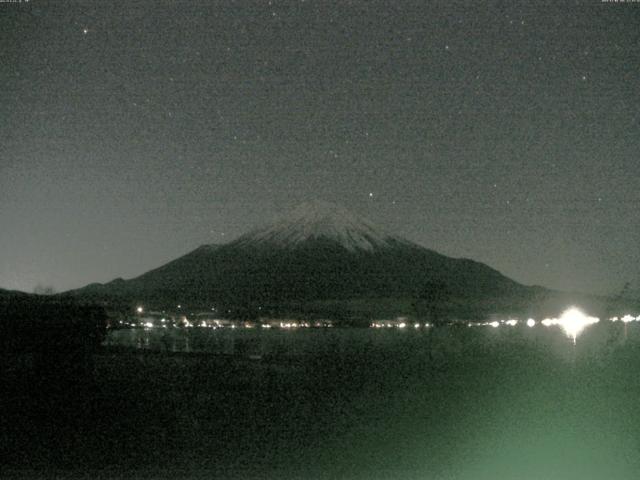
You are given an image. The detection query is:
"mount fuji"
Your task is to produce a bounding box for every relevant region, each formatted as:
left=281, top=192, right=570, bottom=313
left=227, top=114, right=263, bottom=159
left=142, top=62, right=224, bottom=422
left=232, top=201, right=406, bottom=252
left=66, top=201, right=562, bottom=320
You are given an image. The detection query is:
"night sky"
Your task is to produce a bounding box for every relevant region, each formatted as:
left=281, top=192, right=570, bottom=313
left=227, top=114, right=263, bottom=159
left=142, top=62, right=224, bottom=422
left=1, top=0, right=639, bottom=296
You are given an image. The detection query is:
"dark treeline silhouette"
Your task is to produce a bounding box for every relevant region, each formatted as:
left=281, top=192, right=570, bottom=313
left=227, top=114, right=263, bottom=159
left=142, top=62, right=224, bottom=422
left=0, top=297, right=107, bottom=385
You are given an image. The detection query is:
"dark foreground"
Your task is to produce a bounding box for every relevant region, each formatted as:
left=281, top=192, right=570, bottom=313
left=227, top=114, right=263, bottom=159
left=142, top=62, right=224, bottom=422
left=3, top=324, right=640, bottom=479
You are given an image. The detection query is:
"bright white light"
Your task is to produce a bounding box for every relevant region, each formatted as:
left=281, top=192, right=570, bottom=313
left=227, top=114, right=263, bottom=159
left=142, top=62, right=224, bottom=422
left=414, top=323, right=420, bottom=329
left=557, top=307, right=599, bottom=344
left=144, top=322, right=153, bottom=328
left=136, top=306, right=143, bottom=314
left=527, top=318, right=536, bottom=328
left=489, top=321, right=499, bottom=328
left=505, top=319, right=518, bottom=326
left=621, top=315, right=635, bottom=323
left=398, top=322, right=406, bottom=329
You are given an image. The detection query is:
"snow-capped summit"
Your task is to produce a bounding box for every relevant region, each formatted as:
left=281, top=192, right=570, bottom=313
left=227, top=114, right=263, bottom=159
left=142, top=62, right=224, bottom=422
left=67, top=199, right=536, bottom=317
left=232, top=200, right=402, bottom=252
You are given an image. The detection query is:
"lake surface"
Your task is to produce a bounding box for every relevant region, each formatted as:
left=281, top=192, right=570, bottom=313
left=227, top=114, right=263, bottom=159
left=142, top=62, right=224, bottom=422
left=6, top=320, right=640, bottom=479
left=99, top=321, right=640, bottom=479
left=104, top=319, right=638, bottom=363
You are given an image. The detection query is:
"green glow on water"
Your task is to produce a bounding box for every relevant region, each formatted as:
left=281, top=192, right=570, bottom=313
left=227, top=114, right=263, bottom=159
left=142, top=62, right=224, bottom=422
left=87, top=322, right=640, bottom=478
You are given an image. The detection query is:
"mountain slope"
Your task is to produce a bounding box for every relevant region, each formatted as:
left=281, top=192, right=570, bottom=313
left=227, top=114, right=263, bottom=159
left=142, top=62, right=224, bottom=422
left=0, top=288, right=32, bottom=301
left=65, top=201, right=548, bottom=318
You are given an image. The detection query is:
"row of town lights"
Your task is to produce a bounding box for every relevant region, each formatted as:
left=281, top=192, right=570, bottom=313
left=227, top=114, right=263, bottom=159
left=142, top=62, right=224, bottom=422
left=371, top=308, right=639, bottom=344
left=133, top=305, right=639, bottom=343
